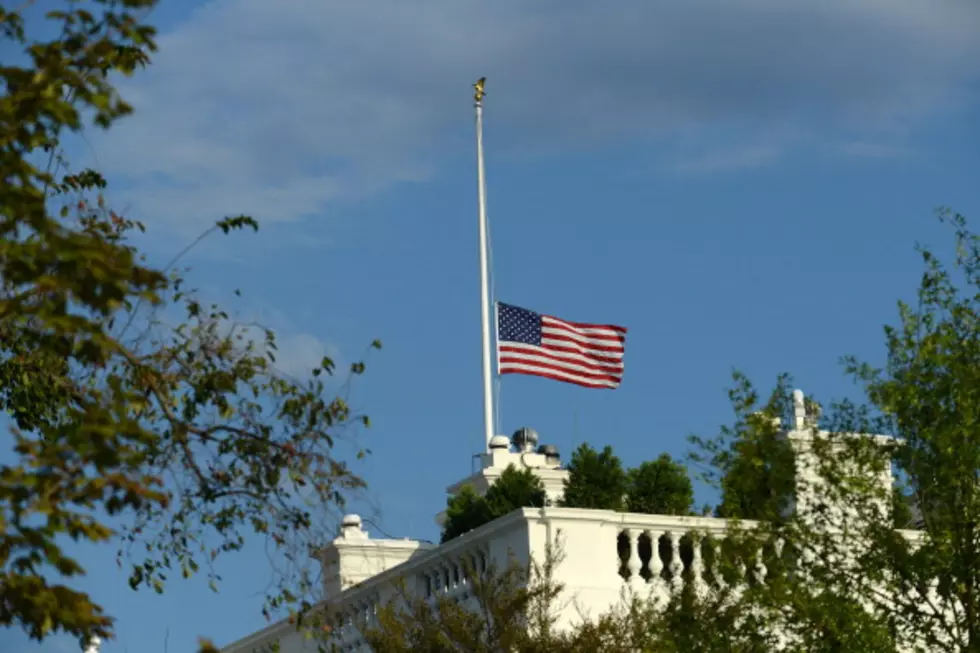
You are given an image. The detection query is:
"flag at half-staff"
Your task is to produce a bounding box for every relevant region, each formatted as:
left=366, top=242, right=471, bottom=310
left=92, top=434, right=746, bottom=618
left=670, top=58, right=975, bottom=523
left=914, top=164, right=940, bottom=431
left=496, top=302, right=627, bottom=389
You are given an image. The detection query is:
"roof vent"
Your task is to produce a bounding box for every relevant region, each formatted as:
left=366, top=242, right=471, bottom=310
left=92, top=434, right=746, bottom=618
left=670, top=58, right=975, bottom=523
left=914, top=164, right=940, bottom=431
left=339, top=514, right=365, bottom=538
left=512, top=427, right=539, bottom=453
left=538, top=444, right=560, bottom=465
left=489, top=434, right=510, bottom=450
left=537, top=444, right=559, bottom=457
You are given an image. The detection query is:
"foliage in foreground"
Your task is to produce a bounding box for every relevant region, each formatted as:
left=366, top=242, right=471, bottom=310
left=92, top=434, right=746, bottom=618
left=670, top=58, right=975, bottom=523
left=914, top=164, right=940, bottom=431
left=348, top=543, right=885, bottom=653
left=685, top=211, right=980, bottom=651
left=360, top=549, right=567, bottom=653
left=1, top=1, right=376, bottom=648
left=794, top=211, right=980, bottom=650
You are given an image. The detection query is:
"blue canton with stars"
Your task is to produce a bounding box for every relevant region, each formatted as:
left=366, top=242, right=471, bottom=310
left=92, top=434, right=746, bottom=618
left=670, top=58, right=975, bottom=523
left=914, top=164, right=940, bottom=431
left=497, top=302, right=542, bottom=345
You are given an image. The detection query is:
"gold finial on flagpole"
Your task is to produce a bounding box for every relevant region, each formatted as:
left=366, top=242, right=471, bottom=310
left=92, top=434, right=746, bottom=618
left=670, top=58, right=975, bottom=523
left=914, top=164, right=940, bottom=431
left=473, top=76, right=486, bottom=104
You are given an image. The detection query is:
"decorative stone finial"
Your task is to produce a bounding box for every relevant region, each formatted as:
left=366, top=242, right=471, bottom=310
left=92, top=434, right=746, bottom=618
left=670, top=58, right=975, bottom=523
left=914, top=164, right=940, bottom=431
left=793, top=389, right=806, bottom=430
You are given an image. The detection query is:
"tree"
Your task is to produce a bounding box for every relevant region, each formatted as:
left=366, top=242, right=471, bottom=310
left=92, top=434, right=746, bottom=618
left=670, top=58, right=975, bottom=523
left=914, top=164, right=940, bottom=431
left=689, top=373, right=797, bottom=522
left=569, top=588, right=784, bottom=653
left=681, top=211, right=980, bottom=651
left=441, top=466, right=546, bottom=542
left=561, top=443, right=694, bottom=516
left=625, top=453, right=694, bottom=516
left=559, top=443, right=627, bottom=511
left=0, top=2, right=377, bottom=648
left=441, top=485, right=492, bottom=543
left=797, top=210, right=980, bottom=650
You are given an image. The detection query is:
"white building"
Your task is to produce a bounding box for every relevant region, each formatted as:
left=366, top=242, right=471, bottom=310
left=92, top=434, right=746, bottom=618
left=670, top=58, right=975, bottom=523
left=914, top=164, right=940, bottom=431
left=222, top=391, right=912, bottom=652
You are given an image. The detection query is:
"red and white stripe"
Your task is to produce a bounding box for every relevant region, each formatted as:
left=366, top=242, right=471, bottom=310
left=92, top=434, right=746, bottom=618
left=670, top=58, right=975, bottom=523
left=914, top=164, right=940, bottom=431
left=498, top=314, right=627, bottom=389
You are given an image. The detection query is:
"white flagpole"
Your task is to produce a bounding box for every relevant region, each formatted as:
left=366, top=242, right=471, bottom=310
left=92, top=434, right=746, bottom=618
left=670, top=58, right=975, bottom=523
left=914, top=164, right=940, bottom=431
left=474, top=77, right=494, bottom=452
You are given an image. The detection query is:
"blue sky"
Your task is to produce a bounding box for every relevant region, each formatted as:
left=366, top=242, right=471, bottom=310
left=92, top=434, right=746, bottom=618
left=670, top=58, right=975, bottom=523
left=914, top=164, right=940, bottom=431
left=5, top=0, right=980, bottom=651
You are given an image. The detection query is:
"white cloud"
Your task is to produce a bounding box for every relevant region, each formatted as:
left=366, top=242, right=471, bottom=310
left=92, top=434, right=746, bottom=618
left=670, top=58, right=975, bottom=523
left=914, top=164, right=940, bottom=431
left=92, top=0, right=980, bottom=227
left=168, top=292, right=341, bottom=381
left=217, top=320, right=339, bottom=381
left=269, top=331, right=338, bottom=380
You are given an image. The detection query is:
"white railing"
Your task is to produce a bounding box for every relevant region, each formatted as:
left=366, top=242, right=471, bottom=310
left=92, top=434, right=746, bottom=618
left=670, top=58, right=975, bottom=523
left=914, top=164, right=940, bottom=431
left=225, top=507, right=936, bottom=653
left=615, top=513, right=769, bottom=604
left=521, top=508, right=775, bottom=624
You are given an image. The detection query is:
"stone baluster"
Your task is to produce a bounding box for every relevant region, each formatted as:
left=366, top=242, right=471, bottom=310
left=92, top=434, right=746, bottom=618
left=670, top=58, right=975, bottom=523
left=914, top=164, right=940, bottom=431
left=753, top=548, right=767, bottom=583
left=638, top=530, right=662, bottom=604
left=456, top=562, right=467, bottom=597
left=449, top=562, right=460, bottom=596
left=668, top=531, right=684, bottom=594
left=711, top=556, right=726, bottom=591
left=709, top=537, right=727, bottom=592
left=626, top=529, right=644, bottom=589
left=728, top=555, right=748, bottom=606
left=430, top=569, right=442, bottom=599
left=689, top=533, right=708, bottom=599
left=735, top=556, right=747, bottom=580
left=647, top=530, right=663, bottom=581
left=424, top=569, right=433, bottom=596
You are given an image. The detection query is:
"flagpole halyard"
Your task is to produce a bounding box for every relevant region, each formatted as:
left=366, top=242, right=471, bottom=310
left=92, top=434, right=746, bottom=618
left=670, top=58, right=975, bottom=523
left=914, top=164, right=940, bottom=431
left=474, top=77, right=495, bottom=452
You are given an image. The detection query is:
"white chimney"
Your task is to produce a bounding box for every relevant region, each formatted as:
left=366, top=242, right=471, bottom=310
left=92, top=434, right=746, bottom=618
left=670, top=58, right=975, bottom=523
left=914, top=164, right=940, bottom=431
left=317, top=514, right=434, bottom=598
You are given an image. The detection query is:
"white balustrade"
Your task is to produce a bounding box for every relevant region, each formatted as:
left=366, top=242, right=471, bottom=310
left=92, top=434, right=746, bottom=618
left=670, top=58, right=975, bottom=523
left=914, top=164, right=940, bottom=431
left=614, top=513, right=781, bottom=606
left=223, top=508, right=944, bottom=653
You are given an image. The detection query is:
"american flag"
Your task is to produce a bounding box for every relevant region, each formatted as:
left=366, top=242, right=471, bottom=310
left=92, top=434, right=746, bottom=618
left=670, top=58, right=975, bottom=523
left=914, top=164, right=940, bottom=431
left=496, top=302, right=627, bottom=389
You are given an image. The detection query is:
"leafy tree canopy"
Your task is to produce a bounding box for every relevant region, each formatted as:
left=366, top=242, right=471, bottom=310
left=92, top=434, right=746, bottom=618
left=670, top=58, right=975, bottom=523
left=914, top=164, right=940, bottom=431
left=689, top=373, right=798, bottom=521
left=558, top=443, right=627, bottom=511
left=560, top=443, right=696, bottom=517
left=625, top=453, right=694, bottom=516
left=681, top=211, right=980, bottom=651
left=441, top=466, right=546, bottom=542
left=0, top=1, right=377, bottom=648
